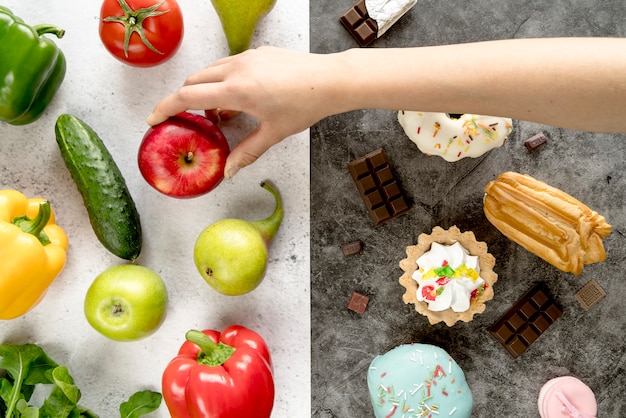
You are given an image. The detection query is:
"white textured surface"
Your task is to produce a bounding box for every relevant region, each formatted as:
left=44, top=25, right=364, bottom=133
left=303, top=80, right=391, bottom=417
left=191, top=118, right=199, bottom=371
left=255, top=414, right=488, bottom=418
left=0, top=1, right=310, bottom=416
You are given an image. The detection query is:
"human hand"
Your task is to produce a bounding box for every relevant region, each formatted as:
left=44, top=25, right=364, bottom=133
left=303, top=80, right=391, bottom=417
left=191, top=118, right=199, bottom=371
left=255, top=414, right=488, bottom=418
left=147, top=46, right=345, bottom=178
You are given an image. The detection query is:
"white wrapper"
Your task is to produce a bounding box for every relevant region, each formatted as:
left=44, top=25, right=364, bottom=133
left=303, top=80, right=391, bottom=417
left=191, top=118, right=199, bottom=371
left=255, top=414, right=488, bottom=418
left=365, top=0, right=417, bottom=36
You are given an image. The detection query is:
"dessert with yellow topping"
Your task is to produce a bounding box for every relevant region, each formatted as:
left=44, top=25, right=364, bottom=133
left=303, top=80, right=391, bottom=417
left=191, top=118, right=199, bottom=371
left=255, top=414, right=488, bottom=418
left=399, top=226, right=497, bottom=326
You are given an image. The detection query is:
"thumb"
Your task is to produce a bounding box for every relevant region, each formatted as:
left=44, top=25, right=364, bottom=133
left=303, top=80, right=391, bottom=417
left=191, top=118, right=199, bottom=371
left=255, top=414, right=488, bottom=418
left=224, top=125, right=283, bottom=179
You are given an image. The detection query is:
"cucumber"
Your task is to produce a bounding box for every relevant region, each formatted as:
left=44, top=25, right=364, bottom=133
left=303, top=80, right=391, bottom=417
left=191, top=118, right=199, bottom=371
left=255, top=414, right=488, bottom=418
left=55, top=114, right=142, bottom=260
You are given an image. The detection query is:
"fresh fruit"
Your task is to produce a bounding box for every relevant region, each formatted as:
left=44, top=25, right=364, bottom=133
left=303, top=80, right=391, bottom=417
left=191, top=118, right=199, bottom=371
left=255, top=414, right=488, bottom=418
left=210, top=0, right=277, bottom=55
left=138, top=111, right=230, bottom=198
left=99, top=0, right=184, bottom=67
left=84, top=264, right=168, bottom=341
left=55, top=114, right=142, bottom=261
left=193, top=181, right=283, bottom=296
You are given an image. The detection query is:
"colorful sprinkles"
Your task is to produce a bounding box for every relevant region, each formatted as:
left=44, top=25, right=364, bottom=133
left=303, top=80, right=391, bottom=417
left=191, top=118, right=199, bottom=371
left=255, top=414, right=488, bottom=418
left=371, top=346, right=465, bottom=417
left=399, top=111, right=513, bottom=162
left=426, top=118, right=506, bottom=157
left=417, top=257, right=485, bottom=306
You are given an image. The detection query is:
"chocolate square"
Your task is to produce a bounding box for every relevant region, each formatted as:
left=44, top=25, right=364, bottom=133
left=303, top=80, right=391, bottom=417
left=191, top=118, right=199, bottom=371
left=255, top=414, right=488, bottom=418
left=376, top=166, right=394, bottom=185
left=575, top=279, right=606, bottom=311
left=347, top=291, right=370, bottom=314
left=524, top=132, right=548, bottom=152
left=364, top=189, right=384, bottom=209
left=492, top=323, right=513, bottom=343
left=382, top=182, right=401, bottom=200
left=340, top=240, right=363, bottom=257
left=357, top=174, right=377, bottom=194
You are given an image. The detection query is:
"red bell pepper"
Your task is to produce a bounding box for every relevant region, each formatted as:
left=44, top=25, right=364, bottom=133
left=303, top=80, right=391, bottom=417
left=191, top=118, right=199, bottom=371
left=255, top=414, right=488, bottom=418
left=162, top=325, right=275, bottom=418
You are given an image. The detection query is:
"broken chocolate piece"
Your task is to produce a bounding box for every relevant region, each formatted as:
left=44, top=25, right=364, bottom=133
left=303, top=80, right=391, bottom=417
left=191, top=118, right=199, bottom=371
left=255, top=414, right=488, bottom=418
left=488, top=283, right=562, bottom=358
left=341, top=240, right=363, bottom=256
left=340, top=0, right=417, bottom=47
left=348, top=291, right=369, bottom=314
left=339, top=0, right=378, bottom=46
left=347, top=148, right=410, bottom=226
left=524, top=132, right=548, bottom=151
left=575, top=279, right=606, bottom=311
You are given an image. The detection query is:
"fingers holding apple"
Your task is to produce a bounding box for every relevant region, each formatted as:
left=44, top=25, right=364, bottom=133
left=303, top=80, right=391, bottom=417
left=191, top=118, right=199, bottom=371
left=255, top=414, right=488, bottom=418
left=138, top=111, right=230, bottom=198
left=204, top=108, right=240, bottom=124
left=84, top=264, right=168, bottom=341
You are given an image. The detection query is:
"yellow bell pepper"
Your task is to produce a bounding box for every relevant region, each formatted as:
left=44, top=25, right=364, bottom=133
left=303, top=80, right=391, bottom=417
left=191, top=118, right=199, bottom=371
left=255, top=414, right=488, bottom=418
left=0, top=190, right=68, bottom=319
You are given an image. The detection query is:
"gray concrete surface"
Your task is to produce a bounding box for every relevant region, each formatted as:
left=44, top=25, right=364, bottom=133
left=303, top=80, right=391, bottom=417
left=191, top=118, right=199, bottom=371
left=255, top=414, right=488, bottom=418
left=310, top=1, right=626, bottom=416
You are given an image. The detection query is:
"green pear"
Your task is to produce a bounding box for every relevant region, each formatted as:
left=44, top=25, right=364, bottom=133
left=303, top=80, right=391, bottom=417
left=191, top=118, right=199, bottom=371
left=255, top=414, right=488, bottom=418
left=210, top=0, right=277, bottom=55
left=193, top=181, right=283, bottom=295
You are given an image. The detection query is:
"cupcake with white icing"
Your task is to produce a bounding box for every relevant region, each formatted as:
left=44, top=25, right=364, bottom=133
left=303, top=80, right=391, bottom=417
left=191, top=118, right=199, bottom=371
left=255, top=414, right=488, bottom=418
left=399, top=226, right=497, bottom=326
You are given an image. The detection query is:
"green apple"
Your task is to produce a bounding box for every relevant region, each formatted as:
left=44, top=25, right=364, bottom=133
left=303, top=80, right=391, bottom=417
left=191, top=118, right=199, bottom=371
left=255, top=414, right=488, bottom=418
left=84, top=264, right=168, bottom=341
left=194, top=181, right=283, bottom=296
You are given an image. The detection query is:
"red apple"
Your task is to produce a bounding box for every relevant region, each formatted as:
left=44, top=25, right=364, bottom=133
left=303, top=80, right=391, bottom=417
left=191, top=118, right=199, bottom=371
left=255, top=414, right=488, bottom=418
left=138, top=112, right=230, bottom=198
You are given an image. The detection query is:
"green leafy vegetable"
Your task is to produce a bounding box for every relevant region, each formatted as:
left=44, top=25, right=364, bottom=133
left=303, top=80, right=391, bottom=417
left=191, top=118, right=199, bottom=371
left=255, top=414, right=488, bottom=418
left=120, top=390, right=162, bottom=418
left=0, top=343, right=161, bottom=417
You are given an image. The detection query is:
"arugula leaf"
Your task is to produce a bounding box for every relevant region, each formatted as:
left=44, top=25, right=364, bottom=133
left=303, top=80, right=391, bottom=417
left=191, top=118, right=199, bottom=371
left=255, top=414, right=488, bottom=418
left=1, top=343, right=161, bottom=418
left=15, top=399, right=38, bottom=417
left=119, top=390, right=162, bottom=418
left=39, top=366, right=82, bottom=418
left=1, top=378, right=18, bottom=412
left=0, top=343, right=58, bottom=417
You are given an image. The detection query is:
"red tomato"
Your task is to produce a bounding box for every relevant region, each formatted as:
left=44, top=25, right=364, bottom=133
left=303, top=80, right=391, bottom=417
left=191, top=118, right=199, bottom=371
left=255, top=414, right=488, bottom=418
left=99, top=0, right=184, bottom=67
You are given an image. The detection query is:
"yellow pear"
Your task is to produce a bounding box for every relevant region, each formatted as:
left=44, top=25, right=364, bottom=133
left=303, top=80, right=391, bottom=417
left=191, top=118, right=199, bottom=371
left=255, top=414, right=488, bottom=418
left=210, top=0, right=277, bottom=55
left=193, top=181, right=283, bottom=295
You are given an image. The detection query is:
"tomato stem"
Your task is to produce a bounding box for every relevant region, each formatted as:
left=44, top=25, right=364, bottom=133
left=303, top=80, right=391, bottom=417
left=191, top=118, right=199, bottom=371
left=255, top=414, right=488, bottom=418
left=102, top=0, right=170, bottom=57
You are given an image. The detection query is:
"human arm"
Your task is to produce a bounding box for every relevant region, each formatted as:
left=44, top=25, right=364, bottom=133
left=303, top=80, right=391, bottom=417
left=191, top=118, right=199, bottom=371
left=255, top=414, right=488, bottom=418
left=147, top=38, right=626, bottom=177
left=344, top=37, right=626, bottom=133
left=147, top=47, right=349, bottom=178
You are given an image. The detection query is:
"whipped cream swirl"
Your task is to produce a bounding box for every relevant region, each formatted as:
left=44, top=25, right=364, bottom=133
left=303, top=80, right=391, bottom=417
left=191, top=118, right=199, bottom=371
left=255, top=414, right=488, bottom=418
left=412, top=242, right=485, bottom=312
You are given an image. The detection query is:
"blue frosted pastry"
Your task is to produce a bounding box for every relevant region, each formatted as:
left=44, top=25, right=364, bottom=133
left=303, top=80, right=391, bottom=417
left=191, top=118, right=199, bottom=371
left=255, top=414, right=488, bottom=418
left=367, top=344, right=473, bottom=417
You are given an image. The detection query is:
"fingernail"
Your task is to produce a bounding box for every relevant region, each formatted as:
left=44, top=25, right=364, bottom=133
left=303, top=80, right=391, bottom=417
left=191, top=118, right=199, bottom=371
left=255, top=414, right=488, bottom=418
left=225, top=164, right=239, bottom=179
left=146, top=113, right=164, bottom=126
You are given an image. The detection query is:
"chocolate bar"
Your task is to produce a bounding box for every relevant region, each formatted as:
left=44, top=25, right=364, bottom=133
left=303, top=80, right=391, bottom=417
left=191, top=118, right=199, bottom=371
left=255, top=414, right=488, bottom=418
left=341, top=240, right=363, bottom=256
left=347, top=291, right=369, bottom=314
left=347, top=148, right=410, bottom=226
left=524, top=132, right=548, bottom=151
left=488, top=283, right=562, bottom=358
left=340, top=0, right=417, bottom=47
left=575, top=279, right=606, bottom=311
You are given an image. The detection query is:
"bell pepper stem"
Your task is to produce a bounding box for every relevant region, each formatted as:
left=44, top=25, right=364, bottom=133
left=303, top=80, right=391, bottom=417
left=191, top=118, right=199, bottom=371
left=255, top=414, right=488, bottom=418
left=185, top=330, right=236, bottom=367
left=12, top=201, right=52, bottom=245
left=33, top=24, right=65, bottom=39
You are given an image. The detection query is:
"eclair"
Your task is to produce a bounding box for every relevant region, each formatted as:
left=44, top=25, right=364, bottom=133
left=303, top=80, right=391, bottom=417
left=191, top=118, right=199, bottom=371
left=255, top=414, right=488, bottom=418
left=483, top=172, right=611, bottom=275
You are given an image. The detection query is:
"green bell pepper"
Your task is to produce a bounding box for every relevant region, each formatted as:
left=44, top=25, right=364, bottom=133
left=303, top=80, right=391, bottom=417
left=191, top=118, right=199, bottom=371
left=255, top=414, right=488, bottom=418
left=0, top=6, right=66, bottom=125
